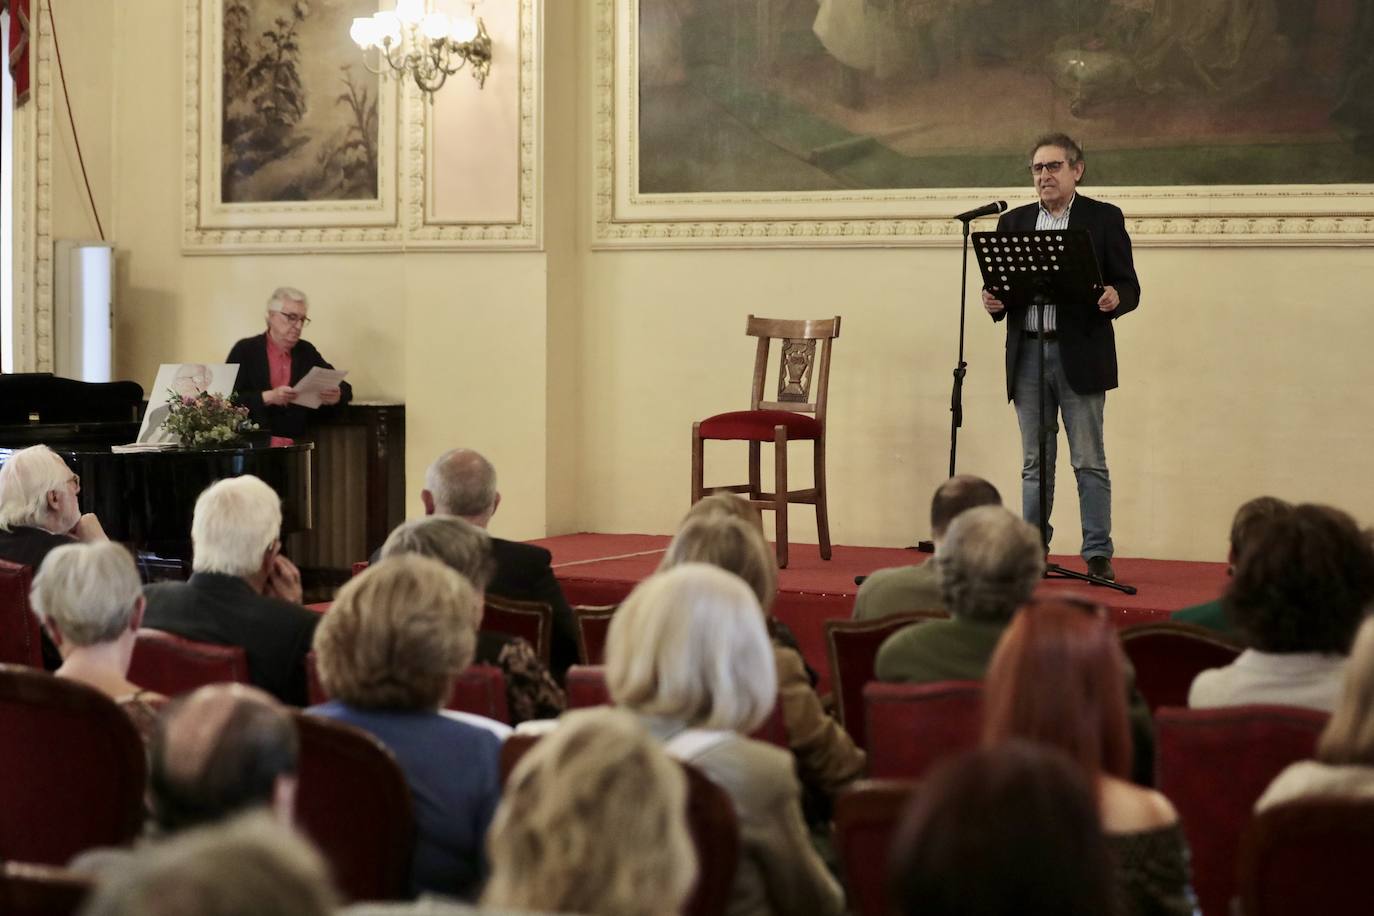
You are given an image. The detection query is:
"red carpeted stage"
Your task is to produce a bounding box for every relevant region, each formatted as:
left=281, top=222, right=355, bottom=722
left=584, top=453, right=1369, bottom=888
left=534, top=533, right=1229, bottom=693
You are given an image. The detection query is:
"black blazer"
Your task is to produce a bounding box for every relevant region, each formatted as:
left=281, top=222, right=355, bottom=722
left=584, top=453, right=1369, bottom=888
left=142, top=572, right=320, bottom=706
left=991, top=194, right=1141, bottom=399
left=226, top=333, right=353, bottom=439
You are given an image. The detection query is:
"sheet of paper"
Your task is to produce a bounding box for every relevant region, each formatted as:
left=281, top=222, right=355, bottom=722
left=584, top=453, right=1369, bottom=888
left=291, top=367, right=349, bottom=409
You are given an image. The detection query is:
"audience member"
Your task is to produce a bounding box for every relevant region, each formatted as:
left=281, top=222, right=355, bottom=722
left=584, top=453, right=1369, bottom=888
left=310, top=555, right=502, bottom=899
left=1190, top=503, right=1374, bottom=712
left=79, top=812, right=336, bottom=916
left=30, top=541, right=166, bottom=741
left=889, top=741, right=1117, bottom=916
left=853, top=474, right=1001, bottom=620
left=1171, top=496, right=1292, bottom=637
left=380, top=516, right=565, bottom=723
left=393, top=448, right=578, bottom=680
left=606, top=564, right=844, bottom=916
left=482, top=707, right=696, bottom=916
left=659, top=510, right=865, bottom=803
left=1258, top=615, right=1374, bottom=811
left=0, top=444, right=108, bottom=668
left=983, top=599, right=1197, bottom=916
left=141, top=476, right=317, bottom=705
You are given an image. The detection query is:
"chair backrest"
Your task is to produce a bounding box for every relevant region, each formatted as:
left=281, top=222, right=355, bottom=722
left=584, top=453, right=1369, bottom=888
left=483, top=595, right=553, bottom=666
left=573, top=604, right=617, bottom=665
left=834, top=779, right=920, bottom=916
left=1238, top=798, right=1374, bottom=916
left=497, top=736, right=739, bottom=916
left=745, top=315, right=841, bottom=422
left=0, top=665, right=146, bottom=864
left=564, top=665, right=788, bottom=749
left=1155, top=705, right=1328, bottom=916
left=864, top=680, right=984, bottom=780
left=292, top=712, right=414, bottom=902
left=306, top=652, right=510, bottom=724
left=128, top=628, right=249, bottom=697
left=1119, top=622, right=1242, bottom=713
left=825, top=612, right=947, bottom=750
left=0, top=862, right=94, bottom=916
left=350, top=561, right=369, bottom=577
left=0, top=560, right=44, bottom=668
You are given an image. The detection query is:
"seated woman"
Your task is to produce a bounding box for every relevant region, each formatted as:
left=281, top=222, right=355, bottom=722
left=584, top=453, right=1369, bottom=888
left=660, top=505, right=866, bottom=805
left=30, top=541, right=166, bottom=742
left=1258, top=615, right=1374, bottom=811
left=983, top=599, right=1198, bottom=916
left=890, top=741, right=1117, bottom=916
left=309, top=555, right=502, bottom=899
left=606, top=564, right=844, bottom=916
left=380, top=515, right=565, bottom=724
left=1190, top=504, right=1374, bottom=712
left=483, top=707, right=696, bottom=916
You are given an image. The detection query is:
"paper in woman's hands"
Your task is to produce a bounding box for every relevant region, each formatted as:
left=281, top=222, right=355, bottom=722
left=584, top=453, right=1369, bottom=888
left=291, top=367, right=349, bottom=409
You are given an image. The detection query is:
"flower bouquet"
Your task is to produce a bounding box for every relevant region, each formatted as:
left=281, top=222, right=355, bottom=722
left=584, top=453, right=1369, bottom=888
left=160, top=390, right=260, bottom=448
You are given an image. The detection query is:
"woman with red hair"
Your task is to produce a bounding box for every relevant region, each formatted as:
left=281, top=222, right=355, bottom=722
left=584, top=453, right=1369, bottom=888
left=983, top=599, right=1197, bottom=916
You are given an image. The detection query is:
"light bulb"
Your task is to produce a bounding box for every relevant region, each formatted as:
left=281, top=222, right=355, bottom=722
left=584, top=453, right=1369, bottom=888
left=394, top=0, right=425, bottom=25
left=373, top=11, right=403, bottom=47
left=422, top=12, right=451, bottom=41
left=449, top=15, right=478, bottom=43
left=349, top=17, right=377, bottom=49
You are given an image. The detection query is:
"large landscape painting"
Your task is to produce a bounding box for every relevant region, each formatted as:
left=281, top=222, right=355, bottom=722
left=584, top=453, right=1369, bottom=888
left=638, top=0, right=1374, bottom=194
left=221, top=0, right=379, bottom=203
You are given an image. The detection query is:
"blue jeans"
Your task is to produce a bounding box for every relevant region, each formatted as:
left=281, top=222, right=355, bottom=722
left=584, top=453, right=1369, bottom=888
left=1012, top=339, right=1113, bottom=560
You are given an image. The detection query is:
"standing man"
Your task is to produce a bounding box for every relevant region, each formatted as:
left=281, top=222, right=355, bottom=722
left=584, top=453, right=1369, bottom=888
left=227, top=287, right=352, bottom=445
left=981, top=133, right=1140, bottom=582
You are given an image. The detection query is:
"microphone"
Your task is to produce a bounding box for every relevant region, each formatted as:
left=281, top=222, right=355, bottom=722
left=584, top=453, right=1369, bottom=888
left=953, top=200, right=1007, bottom=222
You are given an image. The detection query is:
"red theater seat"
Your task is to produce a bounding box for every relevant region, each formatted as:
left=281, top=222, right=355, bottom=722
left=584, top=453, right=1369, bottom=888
left=573, top=604, right=617, bottom=665
left=834, top=780, right=919, bottom=916
left=825, top=612, right=947, bottom=750
left=483, top=595, right=553, bottom=666
left=0, top=560, right=43, bottom=668
left=128, top=629, right=249, bottom=697
left=1238, top=798, right=1374, bottom=916
left=864, top=680, right=983, bottom=780
left=1119, top=622, right=1242, bottom=713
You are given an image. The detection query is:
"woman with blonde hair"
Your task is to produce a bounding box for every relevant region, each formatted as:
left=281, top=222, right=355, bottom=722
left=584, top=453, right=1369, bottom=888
left=660, top=508, right=865, bottom=804
left=483, top=707, right=696, bottom=916
left=606, top=564, right=844, bottom=916
left=1259, top=615, right=1374, bottom=810
left=309, top=555, right=501, bottom=899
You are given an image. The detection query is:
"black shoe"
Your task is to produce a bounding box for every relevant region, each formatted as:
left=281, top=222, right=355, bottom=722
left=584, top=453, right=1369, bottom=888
left=1087, top=556, right=1115, bottom=581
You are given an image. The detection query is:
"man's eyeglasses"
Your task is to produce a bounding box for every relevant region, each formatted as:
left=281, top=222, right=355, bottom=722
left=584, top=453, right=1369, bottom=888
left=276, top=311, right=311, bottom=327
left=1030, top=160, right=1073, bottom=175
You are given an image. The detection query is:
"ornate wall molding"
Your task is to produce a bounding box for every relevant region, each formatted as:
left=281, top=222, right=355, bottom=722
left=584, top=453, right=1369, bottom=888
left=8, top=0, right=54, bottom=371
left=593, top=0, right=1374, bottom=250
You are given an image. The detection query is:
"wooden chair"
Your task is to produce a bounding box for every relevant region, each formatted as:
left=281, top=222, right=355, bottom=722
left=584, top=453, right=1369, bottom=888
left=499, top=735, right=739, bottom=916
left=825, top=612, right=947, bottom=750
left=0, top=665, right=146, bottom=865
left=0, top=862, right=94, bottom=916
left=1155, top=705, right=1328, bottom=916
left=292, top=712, right=414, bottom=902
left=1118, top=622, right=1242, bottom=713
left=864, top=680, right=983, bottom=780
left=483, top=595, right=553, bottom=666
left=573, top=603, right=618, bottom=665
left=692, top=315, right=842, bottom=569
left=0, top=560, right=44, bottom=668
left=127, top=629, right=249, bottom=697
left=306, top=652, right=511, bottom=724
left=834, top=780, right=920, bottom=916
left=1237, top=798, right=1374, bottom=916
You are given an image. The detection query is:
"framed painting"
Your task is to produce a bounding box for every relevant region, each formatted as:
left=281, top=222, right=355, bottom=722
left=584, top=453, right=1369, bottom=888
left=597, top=0, right=1374, bottom=248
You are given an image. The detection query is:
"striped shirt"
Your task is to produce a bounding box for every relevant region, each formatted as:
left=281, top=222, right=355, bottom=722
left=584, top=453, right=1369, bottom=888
left=1024, top=195, right=1074, bottom=333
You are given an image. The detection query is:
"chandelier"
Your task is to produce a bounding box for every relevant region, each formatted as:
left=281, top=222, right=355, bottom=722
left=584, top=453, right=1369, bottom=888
left=350, top=0, right=492, bottom=97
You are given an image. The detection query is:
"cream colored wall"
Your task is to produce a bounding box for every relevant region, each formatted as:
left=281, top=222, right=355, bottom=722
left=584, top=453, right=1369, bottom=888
left=32, top=0, right=1374, bottom=562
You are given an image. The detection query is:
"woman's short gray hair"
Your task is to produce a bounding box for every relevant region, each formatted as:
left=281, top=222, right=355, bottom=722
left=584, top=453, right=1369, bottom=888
left=379, top=515, right=495, bottom=590
left=190, top=476, right=282, bottom=578
left=31, top=542, right=143, bottom=646
left=937, top=506, right=1045, bottom=623
left=606, top=564, right=776, bottom=733
left=0, top=445, right=71, bottom=532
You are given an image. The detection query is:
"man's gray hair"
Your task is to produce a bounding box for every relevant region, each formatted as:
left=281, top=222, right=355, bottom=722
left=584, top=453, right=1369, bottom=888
left=266, top=287, right=307, bottom=313
left=936, top=506, right=1045, bottom=623
left=190, top=476, right=282, bottom=578
left=380, top=515, right=496, bottom=590
left=31, top=542, right=143, bottom=646
left=0, top=445, right=71, bottom=532
left=424, top=448, right=498, bottom=518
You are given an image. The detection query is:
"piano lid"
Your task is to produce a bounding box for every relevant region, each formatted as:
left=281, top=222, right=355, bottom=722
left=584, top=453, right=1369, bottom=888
left=0, top=373, right=144, bottom=425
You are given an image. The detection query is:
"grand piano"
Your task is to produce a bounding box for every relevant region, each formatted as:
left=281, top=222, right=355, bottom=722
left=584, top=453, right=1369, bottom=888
left=0, top=373, right=312, bottom=560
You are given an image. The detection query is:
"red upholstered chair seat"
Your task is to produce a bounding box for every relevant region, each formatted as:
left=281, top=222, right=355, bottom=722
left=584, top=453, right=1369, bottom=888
left=865, top=680, right=984, bottom=780
left=1239, top=798, right=1374, bottom=916
left=698, top=410, right=822, bottom=441
left=835, top=780, right=920, bottom=916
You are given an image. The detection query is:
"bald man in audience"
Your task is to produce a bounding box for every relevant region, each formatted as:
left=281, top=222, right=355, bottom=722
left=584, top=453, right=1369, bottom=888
left=852, top=475, right=1002, bottom=620
left=142, top=476, right=318, bottom=705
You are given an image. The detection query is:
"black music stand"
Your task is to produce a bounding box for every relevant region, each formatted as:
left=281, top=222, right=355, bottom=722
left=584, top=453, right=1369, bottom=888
left=972, top=229, right=1136, bottom=595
